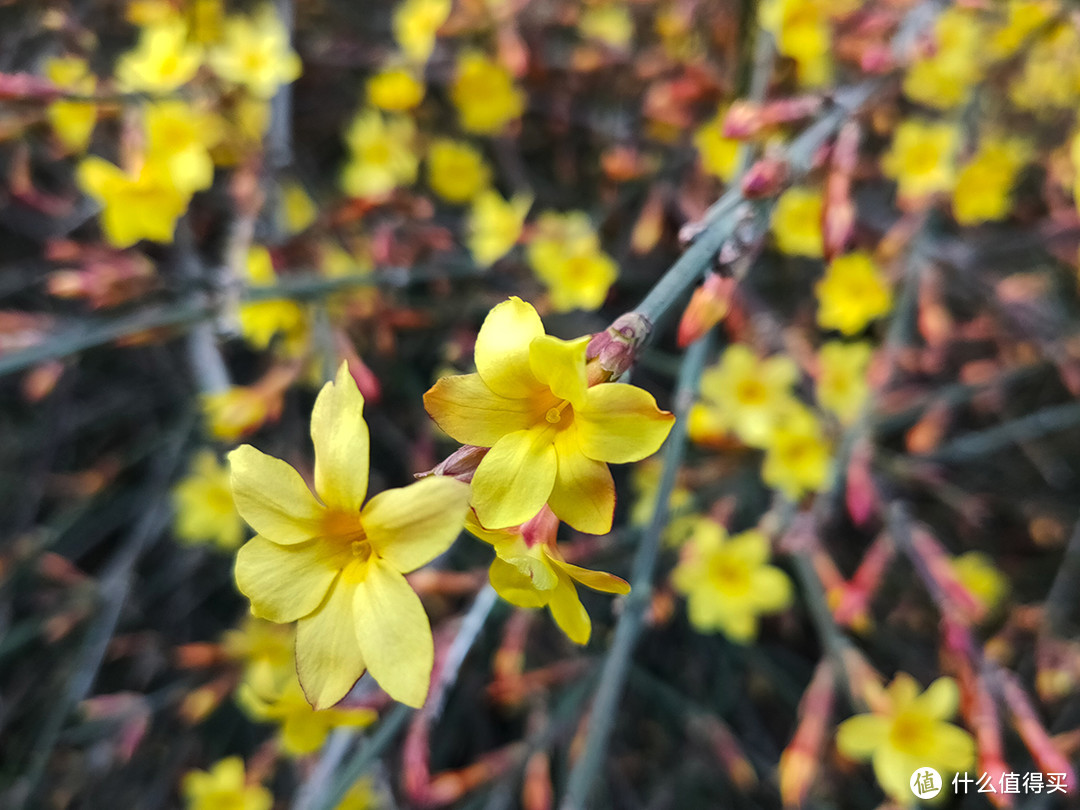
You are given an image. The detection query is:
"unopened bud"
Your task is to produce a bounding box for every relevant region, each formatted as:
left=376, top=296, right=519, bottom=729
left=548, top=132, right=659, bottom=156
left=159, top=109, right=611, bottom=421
left=586, top=312, right=652, bottom=381
left=740, top=157, right=789, bottom=198
left=421, top=445, right=488, bottom=482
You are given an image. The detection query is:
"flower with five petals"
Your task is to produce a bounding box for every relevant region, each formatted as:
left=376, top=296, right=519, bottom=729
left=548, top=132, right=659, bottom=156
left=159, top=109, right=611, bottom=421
left=231, top=363, right=471, bottom=708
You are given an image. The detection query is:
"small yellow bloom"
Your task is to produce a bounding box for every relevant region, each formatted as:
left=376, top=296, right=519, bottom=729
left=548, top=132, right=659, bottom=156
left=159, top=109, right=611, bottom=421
left=699, top=344, right=799, bottom=447
left=815, top=251, right=892, bottom=336
left=393, top=0, right=451, bottom=64
left=694, top=107, right=740, bottom=182
left=952, top=138, right=1029, bottom=225
left=526, top=211, right=618, bottom=312
left=172, top=450, right=246, bottom=550
left=1007, top=23, right=1080, bottom=113
left=335, top=778, right=380, bottom=810
left=45, top=56, right=97, bottom=153
left=451, top=52, right=525, bottom=135
left=466, top=190, right=533, bottom=266
left=771, top=187, right=824, bottom=258
left=239, top=673, right=376, bottom=756
left=202, top=385, right=274, bottom=443
left=672, top=520, right=793, bottom=642
left=340, top=108, right=419, bottom=199
left=115, top=18, right=202, bottom=93
left=280, top=180, right=317, bottom=235
left=989, top=0, right=1055, bottom=60
left=232, top=364, right=471, bottom=708
left=76, top=156, right=190, bottom=247
left=467, top=508, right=629, bottom=644
left=182, top=757, right=272, bottom=810
left=367, top=66, right=425, bottom=111
left=952, top=551, right=1009, bottom=615
left=209, top=5, right=302, bottom=98
left=902, top=8, right=984, bottom=110
left=761, top=404, right=831, bottom=499
left=836, top=674, right=975, bottom=801
left=426, top=139, right=491, bottom=204
left=881, top=119, right=958, bottom=203
left=761, top=0, right=836, bottom=87
left=144, top=100, right=221, bottom=193
left=424, top=297, right=674, bottom=532
left=816, top=341, right=872, bottom=424
left=222, top=616, right=295, bottom=693
left=239, top=246, right=308, bottom=356
left=579, top=4, right=635, bottom=50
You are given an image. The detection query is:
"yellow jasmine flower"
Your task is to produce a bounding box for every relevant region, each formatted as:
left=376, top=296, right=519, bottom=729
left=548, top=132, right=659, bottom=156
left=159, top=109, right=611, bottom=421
left=466, top=508, right=629, bottom=644
left=125, top=0, right=179, bottom=25
left=44, top=56, right=97, bottom=153
left=952, top=138, right=1030, bottom=225
left=115, top=18, right=202, bottom=93
left=579, top=4, right=635, bottom=50
left=239, top=246, right=308, bottom=356
left=202, top=385, right=275, bottom=443
left=466, top=190, right=533, bottom=266
left=694, top=107, right=740, bottom=182
left=815, top=251, right=892, bottom=336
left=771, top=187, right=824, bottom=258
left=231, top=364, right=471, bottom=708
left=367, top=66, right=425, bottom=111
left=181, top=757, right=272, bottom=810
left=335, top=778, right=380, bottom=810
left=952, top=551, right=1009, bottom=615
left=340, top=108, right=418, bottom=199
left=424, top=297, right=674, bottom=532
left=836, top=674, right=975, bottom=801
left=760, top=0, right=835, bottom=87
left=903, top=8, right=984, bottom=110
left=189, top=0, right=226, bottom=44
left=761, top=404, right=831, bottom=499
left=239, top=673, right=377, bottom=756
left=144, top=100, right=221, bottom=193
left=451, top=52, right=525, bottom=136
left=526, top=211, right=618, bottom=312
left=1008, top=23, right=1080, bottom=113
left=208, top=5, right=302, bottom=98
left=222, top=616, right=295, bottom=693
left=989, top=0, right=1055, bottom=60
left=280, top=180, right=317, bottom=235
left=686, top=401, right=730, bottom=446
left=699, top=344, right=799, bottom=447
left=672, top=521, right=793, bottom=642
left=816, top=341, right=872, bottom=424
left=426, top=139, right=491, bottom=204
left=76, top=156, right=190, bottom=247
left=393, top=0, right=451, bottom=64
left=881, top=119, right=958, bottom=203
left=172, top=449, right=246, bottom=550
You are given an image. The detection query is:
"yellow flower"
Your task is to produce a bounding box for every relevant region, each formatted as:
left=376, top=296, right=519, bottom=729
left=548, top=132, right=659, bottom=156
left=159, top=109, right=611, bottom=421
left=231, top=364, right=471, bottom=708
left=144, top=100, right=221, bottom=193
left=172, top=450, right=246, bottom=550
left=393, top=0, right=451, bottom=64
left=280, top=180, right=317, bottom=235
left=424, top=297, right=674, bottom=532
left=526, top=211, right=618, bottom=312
left=771, top=187, right=824, bottom=258
left=340, top=108, right=418, bottom=198
left=208, top=5, right=302, bottom=98
left=202, top=386, right=274, bottom=443
left=239, top=673, right=376, bottom=756
left=952, top=551, right=1009, bottom=615
left=1007, top=23, right=1080, bottom=113
left=335, top=778, right=379, bottom=810
left=815, top=251, right=892, bottom=336
left=881, top=119, right=958, bottom=203
left=466, top=508, right=629, bottom=644
left=76, top=156, right=190, bottom=247
left=761, top=404, right=831, bottom=499
left=694, top=107, right=740, bottom=182
left=672, top=521, right=793, bottom=642
left=579, top=4, right=635, bottom=50
left=952, top=138, right=1030, bottom=225
left=989, top=0, right=1055, bottom=59
left=451, top=52, right=525, bottom=135
left=367, top=66, right=425, bottom=111
left=761, top=0, right=835, bottom=87
left=699, top=344, right=798, bottom=447
left=239, top=246, right=308, bottom=356
left=902, top=8, right=984, bottom=110
left=181, top=757, right=272, bottom=810
left=222, top=616, right=295, bottom=693
left=466, top=190, right=533, bottom=266
left=426, top=139, right=491, bottom=204
left=45, top=56, right=97, bottom=153
left=115, top=18, right=202, bottom=93
left=836, top=674, right=975, bottom=801
left=816, top=341, right=872, bottom=424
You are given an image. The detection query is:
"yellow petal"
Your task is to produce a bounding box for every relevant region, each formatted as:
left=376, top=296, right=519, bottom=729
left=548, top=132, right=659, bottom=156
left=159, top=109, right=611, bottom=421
left=749, top=566, right=793, bottom=612
left=488, top=555, right=553, bottom=608
left=930, top=723, right=975, bottom=771
left=296, top=578, right=366, bottom=709
left=551, top=557, right=630, bottom=594
left=548, top=427, right=615, bottom=534
left=76, top=155, right=122, bottom=198
left=835, top=714, right=888, bottom=761
left=471, top=428, right=558, bottom=529
left=528, top=335, right=590, bottom=407
left=872, top=747, right=917, bottom=801
left=229, top=445, right=324, bottom=545
left=915, top=677, right=959, bottom=720
left=280, top=713, right=331, bottom=755
left=474, top=296, right=545, bottom=398
left=353, top=558, right=434, bottom=707
left=424, top=373, right=539, bottom=447
left=547, top=568, right=591, bottom=644
left=311, top=363, right=370, bottom=513
left=578, top=384, right=675, bottom=463
left=362, top=476, right=470, bottom=572
left=235, top=537, right=339, bottom=623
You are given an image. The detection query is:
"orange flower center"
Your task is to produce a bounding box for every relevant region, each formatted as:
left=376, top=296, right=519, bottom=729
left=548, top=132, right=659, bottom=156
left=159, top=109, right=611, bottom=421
left=544, top=399, right=574, bottom=426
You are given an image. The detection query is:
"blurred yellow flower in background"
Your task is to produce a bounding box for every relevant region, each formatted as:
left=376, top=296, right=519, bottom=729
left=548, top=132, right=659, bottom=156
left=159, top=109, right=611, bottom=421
left=816, top=341, right=872, bottom=424
left=527, top=211, right=618, bottom=311
left=815, top=251, right=892, bottom=336
left=115, top=17, right=202, bottom=93
left=209, top=4, right=301, bottom=98
left=579, top=3, right=635, bottom=50
left=881, top=119, right=958, bottom=203
left=952, top=138, right=1030, bottom=225
left=182, top=757, right=271, bottom=810
left=173, top=450, right=246, bottom=550
left=341, top=108, right=419, bottom=198
left=694, top=107, right=740, bottom=182
left=451, top=52, right=525, bottom=135
left=144, top=100, right=221, bottom=193
left=76, top=156, right=190, bottom=247
left=239, top=246, right=309, bottom=356
left=771, top=187, right=824, bottom=258
left=426, top=139, right=491, bottom=204
left=761, top=404, right=831, bottom=499
left=45, top=56, right=97, bottom=153
left=952, top=551, right=1009, bottom=615
left=700, top=344, right=798, bottom=447
left=394, top=0, right=451, bottom=64
left=466, top=190, right=532, bottom=266
left=367, top=66, right=425, bottom=111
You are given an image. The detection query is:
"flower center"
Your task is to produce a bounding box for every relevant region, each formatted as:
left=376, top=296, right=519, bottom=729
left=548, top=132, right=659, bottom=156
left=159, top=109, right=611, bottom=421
left=735, top=379, right=768, bottom=406
left=544, top=399, right=573, bottom=425
left=889, top=712, right=935, bottom=755
left=709, top=554, right=752, bottom=596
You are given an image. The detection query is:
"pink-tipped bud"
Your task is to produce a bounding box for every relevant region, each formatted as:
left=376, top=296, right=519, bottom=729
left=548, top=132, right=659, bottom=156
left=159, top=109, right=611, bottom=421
left=677, top=274, right=734, bottom=347
left=586, top=312, right=652, bottom=381
left=741, top=157, right=789, bottom=198
left=422, top=445, right=488, bottom=483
